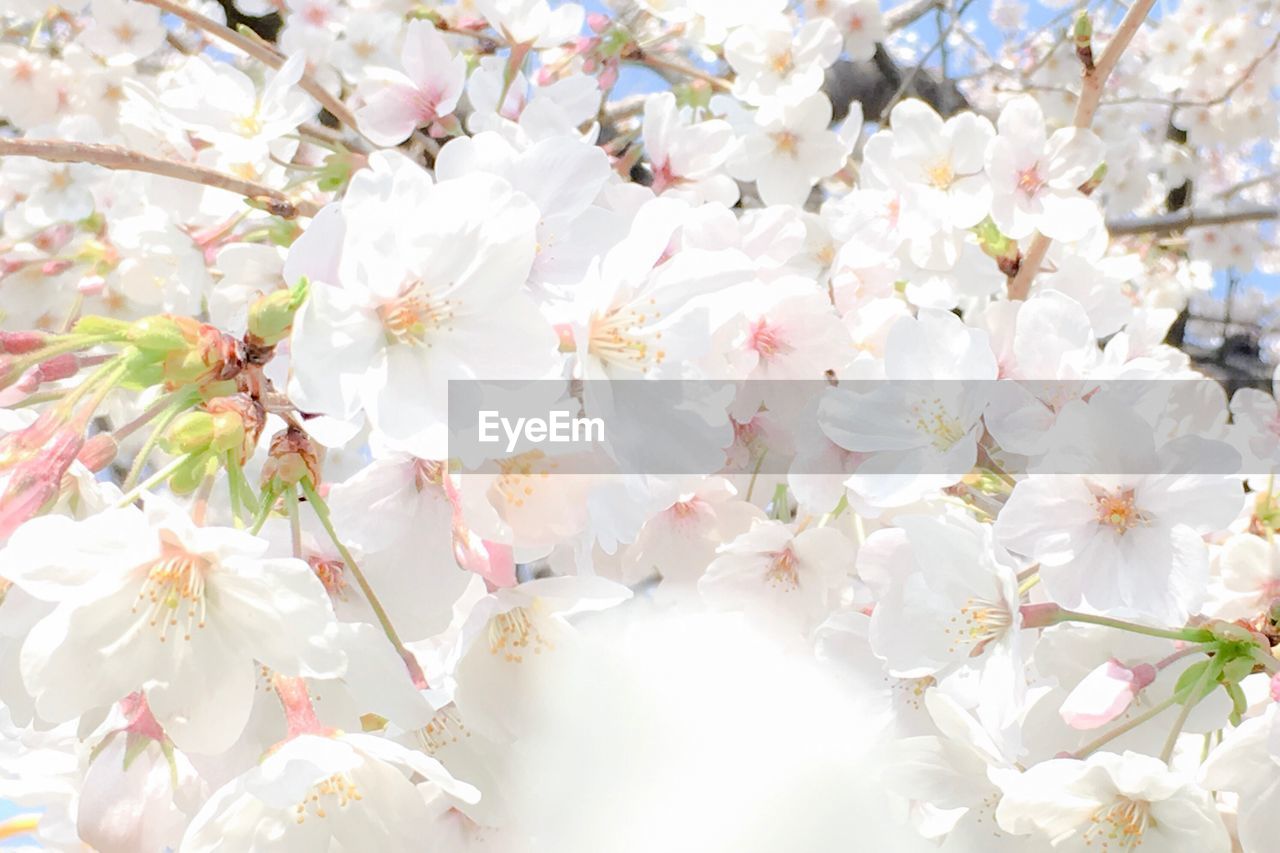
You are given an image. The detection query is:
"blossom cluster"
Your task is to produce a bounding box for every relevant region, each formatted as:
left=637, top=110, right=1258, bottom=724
left=2, top=0, right=1280, bottom=850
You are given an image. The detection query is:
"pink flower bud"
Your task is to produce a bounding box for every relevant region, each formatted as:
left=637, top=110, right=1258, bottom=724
left=0, top=431, right=83, bottom=540
left=0, top=410, right=65, bottom=468
left=35, top=353, right=79, bottom=383
left=0, top=330, right=48, bottom=355
left=77, top=433, right=118, bottom=472
left=587, top=12, right=609, bottom=32
left=40, top=259, right=73, bottom=276
left=78, top=275, right=106, bottom=296
left=0, top=370, right=40, bottom=408
left=535, top=66, right=554, bottom=86
left=599, top=63, right=619, bottom=90
left=118, top=692, right=167, bottom=742
left=1060, top=659, right=1156, bottom=730
left=582, top=57, right=599, bottom=74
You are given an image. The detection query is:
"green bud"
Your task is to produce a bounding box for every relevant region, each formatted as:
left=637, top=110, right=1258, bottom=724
left=974, top=217, right=1016, bottom=260
left=674, top=80, right=713, bottom=112
left=247, top=278, right=309, bottom=348
left=70, top=315, right=131, bottom=340
left=162, top=411, right=216, bottom=456
left=128, top=316, right=190, bottom=353
left=118, top=346, right=166, bottom=391
left=1079, top=162, right=1108, bottom=196
left=1073, top=13, right=1092, bottom=45
left=209, top=410, right=248, bottom=456
left=599, top=27, right=632, bottom=58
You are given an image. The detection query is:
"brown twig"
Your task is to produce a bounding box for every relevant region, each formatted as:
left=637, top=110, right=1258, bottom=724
left=0, top=138, right=322, bottom=218
left=135, top=0, right=368, bottom=144
left=632, top=51, right=732, bottom=93
left=1106, top=205, right=1278, bottom=236
left=1007, top=0, right=1157, bottom=300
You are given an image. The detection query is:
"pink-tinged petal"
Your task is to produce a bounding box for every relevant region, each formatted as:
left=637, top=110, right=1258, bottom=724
left=400, top=19, right=455, bottom=91
left=356, top=81, right=429, bottom=147
left=1060, top=659, right=1154, bottom=730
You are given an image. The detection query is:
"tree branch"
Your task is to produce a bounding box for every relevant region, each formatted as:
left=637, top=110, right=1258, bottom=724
left=1008, top=0, right=1157, bottom=300
left=885, top=0, right=943, bottom=31
left=1106, top=205, right=1278, bottom=236
left=135, top=0, right=368, bottom=146
left=0, top=138, right=322, bottom=218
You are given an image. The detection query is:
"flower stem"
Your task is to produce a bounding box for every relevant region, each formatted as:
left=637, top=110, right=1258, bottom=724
left=1050, top=608, right=1212, bottom=643
left=3, top=333, right=114, bottom=382
left=299, top=477, right=409, bottom=657
left=122, top=394, right=195, bottom=491
left=286, top=487, right=303, bottom=559
left=1160, top=657, right=1217, bottom=763
left=745, top=449, right=767, bottom=502
left=1073, top=693, right=1179, bottom=758
left=249, top=486, right=280, bottom=535
left=116, top=453, right=190, bottom=507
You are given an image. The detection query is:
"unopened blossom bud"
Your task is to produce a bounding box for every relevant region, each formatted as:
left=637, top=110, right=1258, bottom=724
left=78, top=274, right=106, bottom=296
left=246, top=279, right=309, bottom=351
left=76, top=433, right=118, bottom=472
left=1074, top=13, right=1094, bottom=71
left=261, top=427, right=320, bottom=492
left=128, top=315, right=192, bottom=354
left=0, top=330, right=48, bottom=355
left=973, top=216, right=1021, bottom=276
left=207, top=394, right=265, bottom=463
left=598, top=63, right=619, bottom=90
left=162, top=411, right=218, bottom=456
left=35, top=353, right=79, bottom=383
left=161, top=324, right=244, bottom=388
left=586, top=11, right=609, bottom=32
left=163, top=395, right=263, bottom=463
left=0, top=429, right=84, bottom=539
left=1079, top=163, right=1108, bottom=197
left=0, top=410, right=64, bottom=469
left=0, top=370, right=39, bottom=406
left=70, top=315, right=131, bottom=340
